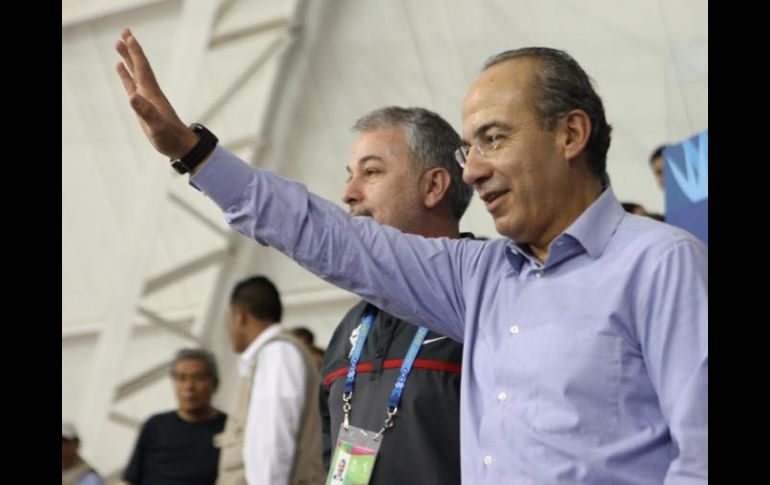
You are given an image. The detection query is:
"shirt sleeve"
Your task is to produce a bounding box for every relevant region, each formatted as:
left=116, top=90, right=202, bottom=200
left=190, top=146, right=473, bottom=342
left=242, top=340, right=308, bottom=485
left=637, top=239, right=708, bottom=483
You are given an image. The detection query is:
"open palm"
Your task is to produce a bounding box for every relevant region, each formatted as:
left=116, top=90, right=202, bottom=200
left=115, top=28, right=197, bottom=159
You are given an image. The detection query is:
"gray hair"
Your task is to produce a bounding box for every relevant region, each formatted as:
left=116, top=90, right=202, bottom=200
left=352, top=107, right=473, bottom=220
left=484, top=48, right=612, bottom=185
left=170, top=348, right=219, bottom=388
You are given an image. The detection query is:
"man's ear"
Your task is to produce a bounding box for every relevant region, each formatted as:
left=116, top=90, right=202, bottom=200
left=561, top=109, right=591, bottom=162
left=232, top=305, right=246, bottom=327
left=421, top=167, right=451, bottom=209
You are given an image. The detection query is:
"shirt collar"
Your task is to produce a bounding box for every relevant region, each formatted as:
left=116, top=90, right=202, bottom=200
left=564, top=186, right=624, bottom=260
left=505, top=187, right=625, bottom=268
left=237, top=324, right=284, bottom=376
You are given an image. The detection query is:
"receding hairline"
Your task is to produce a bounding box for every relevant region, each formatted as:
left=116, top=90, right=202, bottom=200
left=349, top=125, right=424, bottom=175
left=461, top=58, right=541, bottom=127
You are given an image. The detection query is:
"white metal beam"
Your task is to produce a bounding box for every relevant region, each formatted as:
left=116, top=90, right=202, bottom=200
left=209, top=16, right=291, bottom=48
left=197, top=35, right=286, bottom=124
left=78, top=0, right=221, bottom=461
left=69, top=0, right=311, bottom=466
left=62, top=0, right=170, bottom=30
left=113, top=359, right=173, bottom=401
left=167, top=191, right=232, bottom=239
left=137, top=306, right=199, bottom=343
left=142, top=248, right=231, bottom=296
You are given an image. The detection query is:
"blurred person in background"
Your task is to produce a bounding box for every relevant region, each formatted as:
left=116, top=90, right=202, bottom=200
left=62, top=422, right=104, bottom=485
left=124, top=348, right=226, bottom=484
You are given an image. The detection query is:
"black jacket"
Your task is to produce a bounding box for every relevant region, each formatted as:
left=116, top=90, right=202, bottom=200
left=320, top=300, right=462, bottom=485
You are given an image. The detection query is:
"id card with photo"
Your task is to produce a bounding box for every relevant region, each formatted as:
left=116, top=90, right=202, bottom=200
left=326, top=424, right=382, bottom=485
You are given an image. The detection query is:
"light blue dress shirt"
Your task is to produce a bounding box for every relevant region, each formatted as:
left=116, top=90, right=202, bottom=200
left=192, top=147, right=708, bottom=484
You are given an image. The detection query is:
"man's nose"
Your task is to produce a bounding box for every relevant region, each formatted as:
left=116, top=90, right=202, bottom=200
left=342, top=178, right=362, bottom=206
left=462, top=149, right=491, bottom=186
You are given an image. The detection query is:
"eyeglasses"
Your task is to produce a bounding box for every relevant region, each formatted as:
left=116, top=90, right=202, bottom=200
left=454, top=119, right=538, bottom=168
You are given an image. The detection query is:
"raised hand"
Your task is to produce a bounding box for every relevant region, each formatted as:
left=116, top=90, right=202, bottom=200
left=115, top=28, right=198, bottom=160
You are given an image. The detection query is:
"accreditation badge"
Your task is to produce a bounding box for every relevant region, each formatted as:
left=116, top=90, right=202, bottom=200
left=326, top=424, right=382, bottom=485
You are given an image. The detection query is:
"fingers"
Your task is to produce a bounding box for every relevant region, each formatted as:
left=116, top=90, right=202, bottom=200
left=116, top=28, right=159, bottom=91
left=116, top=27, right=188, bottom=158
left=115, top=38, right=134, bottom=74
left=116, top=62, right=136, bottom=96
left=124, top=33, right=159, bottom=88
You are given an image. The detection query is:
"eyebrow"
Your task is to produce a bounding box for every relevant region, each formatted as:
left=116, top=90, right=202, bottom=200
left=466, top=120, right=514, bottom=143
left=346, top=155, right=385, bottom=173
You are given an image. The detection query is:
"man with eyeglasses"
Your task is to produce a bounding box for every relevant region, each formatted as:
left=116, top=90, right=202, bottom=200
left=124, top=348, right=227, bottom=484
left=116, top=29, right=707, bottom=484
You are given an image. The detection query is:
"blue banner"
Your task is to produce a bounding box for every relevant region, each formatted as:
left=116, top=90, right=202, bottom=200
left=664, top=130, right=708, bottom=245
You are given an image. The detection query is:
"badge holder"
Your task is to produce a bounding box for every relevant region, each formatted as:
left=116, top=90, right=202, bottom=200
left=326, top=307, right=426, bottom=485
left=326, top=422, right=382, bottom=485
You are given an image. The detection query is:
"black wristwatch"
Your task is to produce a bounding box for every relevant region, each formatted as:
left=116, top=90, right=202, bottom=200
left=170, top=123, right=219, bottom=174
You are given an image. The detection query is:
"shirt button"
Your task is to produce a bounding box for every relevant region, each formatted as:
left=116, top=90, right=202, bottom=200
left=509, top=324, right=519, bottom=335
left=497, top=391, right=507, bottom=401
left=535, top=270, right=544, bottom=278
left=375, top=348, right=384, bottom=358
left=483, top=455, right=493, bottom=466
